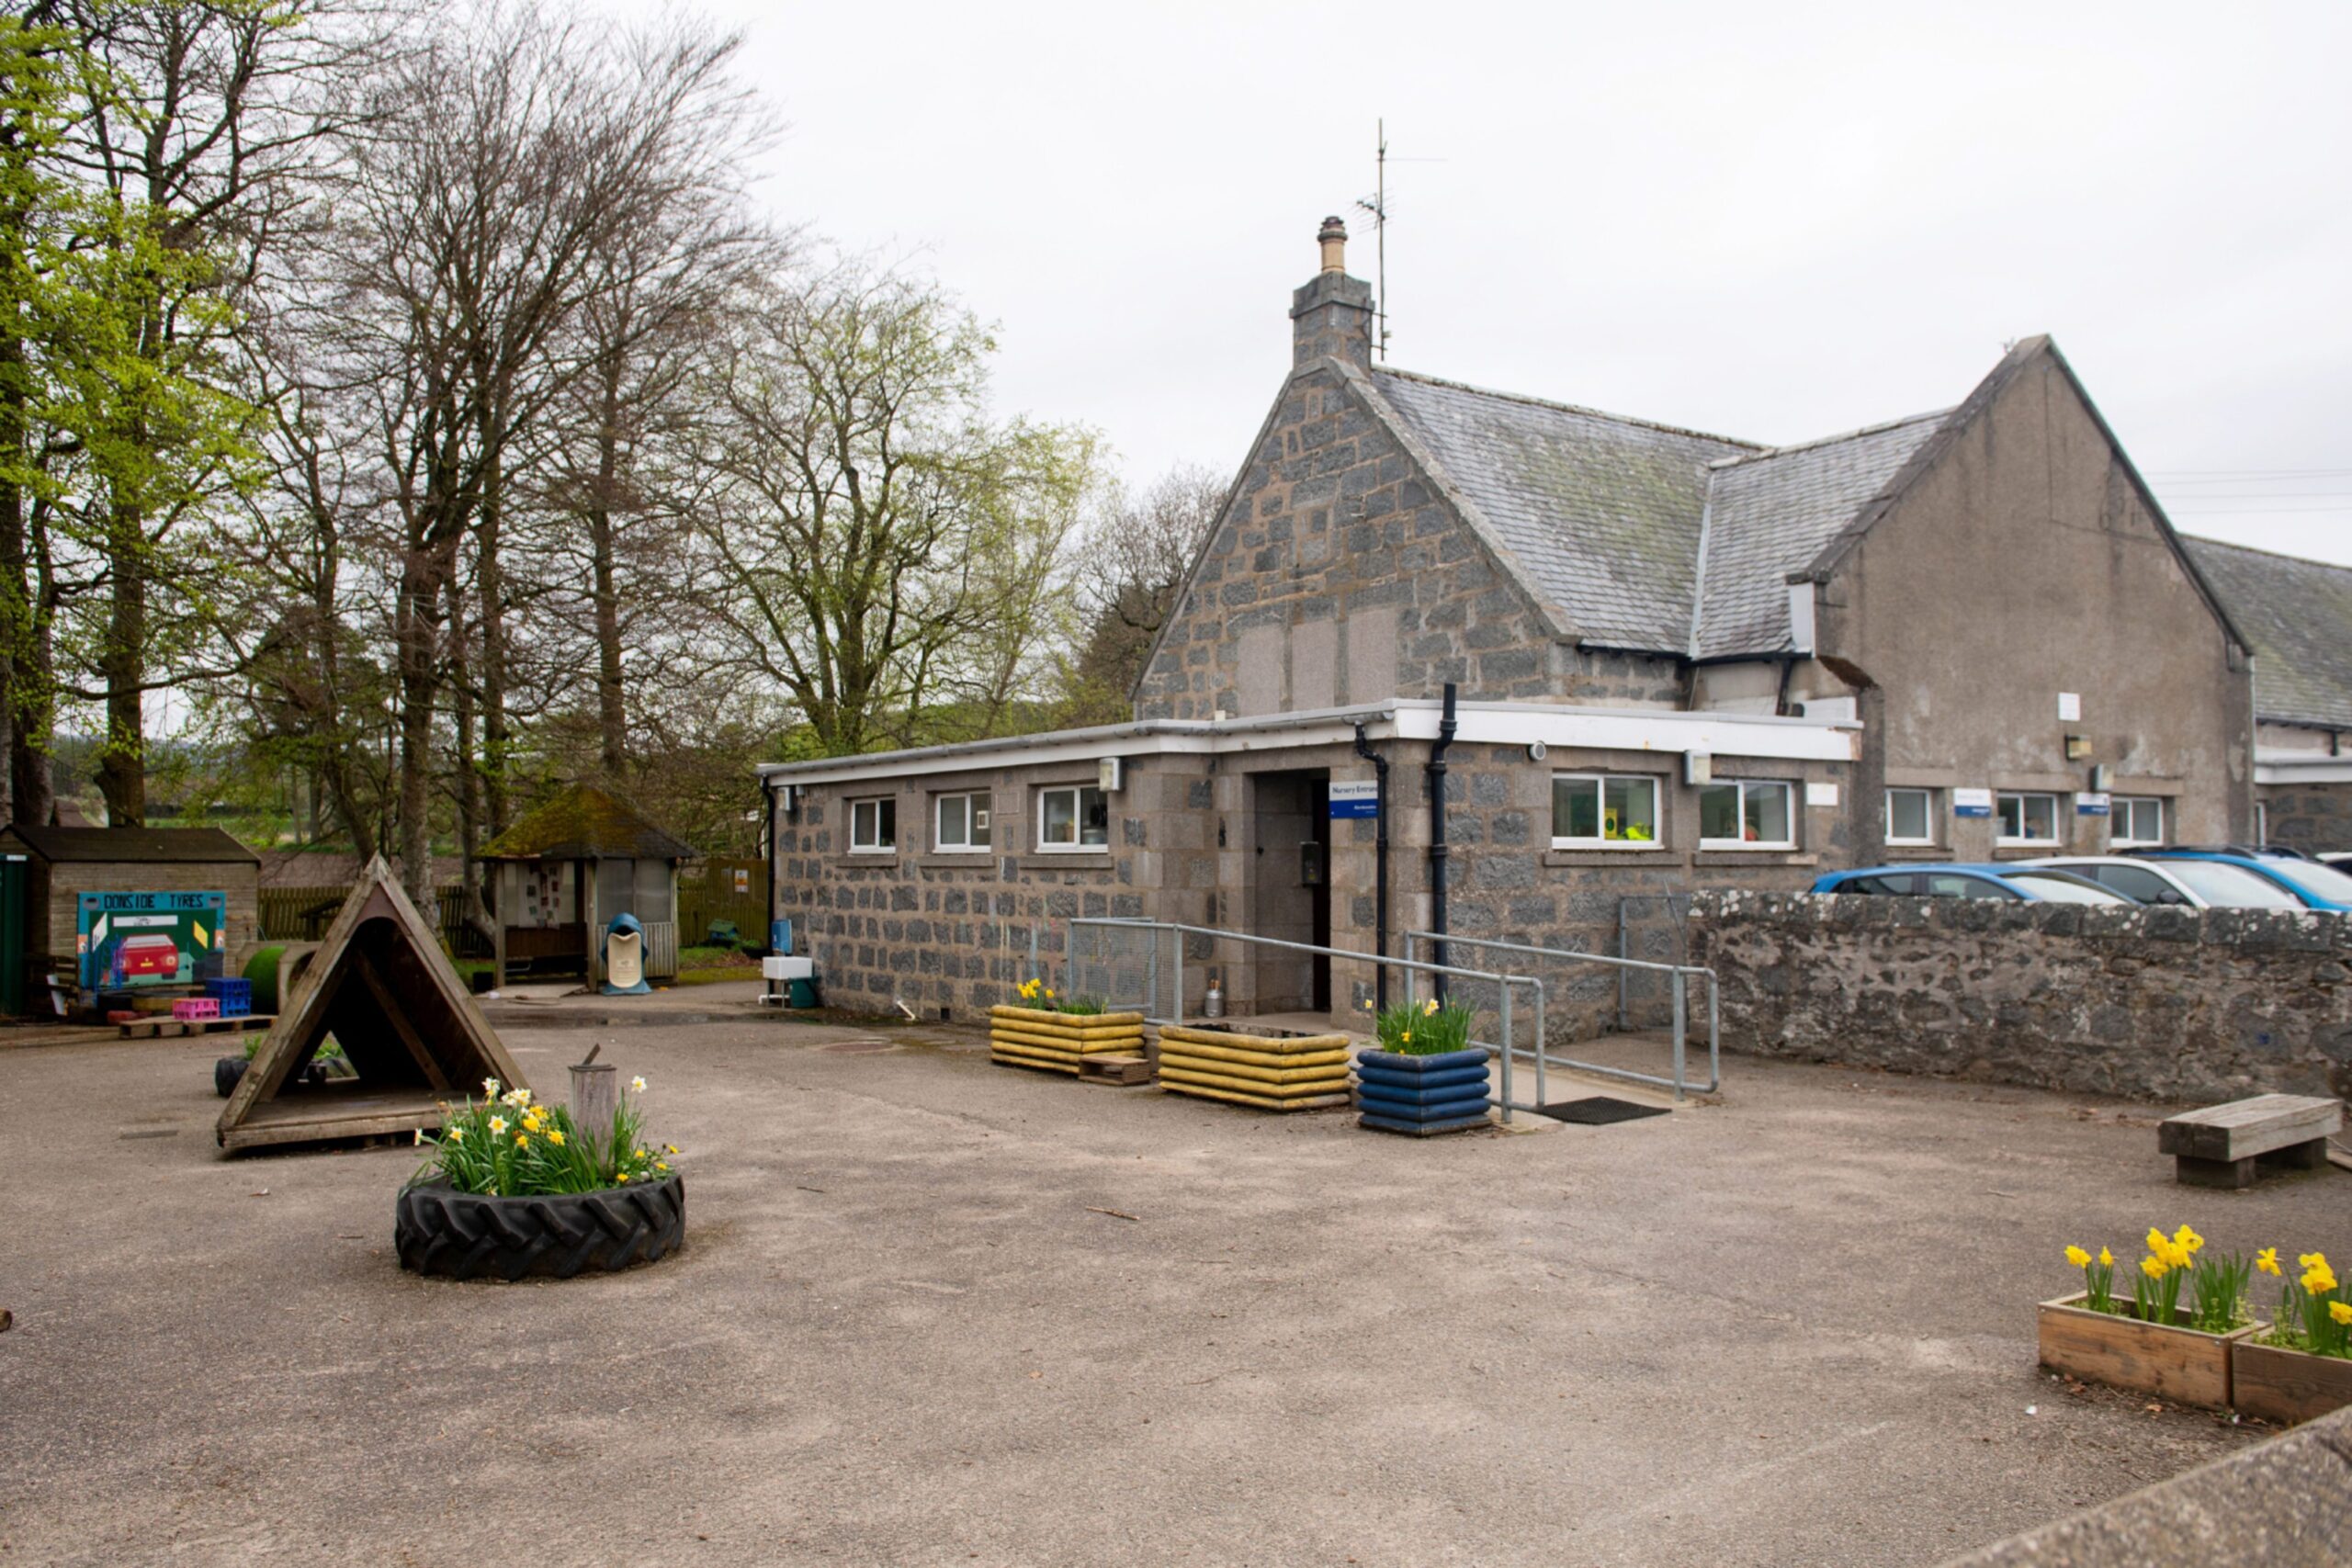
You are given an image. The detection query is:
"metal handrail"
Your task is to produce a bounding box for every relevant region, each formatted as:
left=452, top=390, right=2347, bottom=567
left=1065, top=918, right=1549, bottom=1123
left=1400, top=930, right=1719, bottom=1101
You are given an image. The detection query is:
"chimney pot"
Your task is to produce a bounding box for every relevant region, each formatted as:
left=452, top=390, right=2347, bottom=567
left=1317, top=215, right=1348, bottom=274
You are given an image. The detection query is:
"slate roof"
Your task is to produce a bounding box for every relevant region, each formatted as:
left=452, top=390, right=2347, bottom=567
left=1372, top=369, right=1756, bottom=650
left=1692, top=412, right=1949, bottom=658
left=0, top=826, right=259, bottom=864
left=2181, top=537, right=2352, bottom=729
left=479, top=784, right=695, bottom=862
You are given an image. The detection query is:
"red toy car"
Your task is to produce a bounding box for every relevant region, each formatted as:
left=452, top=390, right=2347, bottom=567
left=116, top=933, right=181, bottom=979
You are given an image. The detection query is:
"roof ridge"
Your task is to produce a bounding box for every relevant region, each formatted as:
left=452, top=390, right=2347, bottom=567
left=1371, top=365, right=1762, bottom=451
left=1707, top=408, right=1952, bottom=470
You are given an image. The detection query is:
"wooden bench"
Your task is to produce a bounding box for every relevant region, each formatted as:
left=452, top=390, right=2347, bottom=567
left=2157, top=1094, right=2343, bottom=1189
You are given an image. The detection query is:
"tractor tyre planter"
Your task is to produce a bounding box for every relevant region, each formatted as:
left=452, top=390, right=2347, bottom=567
left=395, top=1174, right=685, bottom=1280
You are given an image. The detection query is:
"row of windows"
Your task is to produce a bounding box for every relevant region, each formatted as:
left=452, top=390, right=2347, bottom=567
left=848, top=785, right=1109, bottom=855
left=1549, top=774, right=2165, bottom=851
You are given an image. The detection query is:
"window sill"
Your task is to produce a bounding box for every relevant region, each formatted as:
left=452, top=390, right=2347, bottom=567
left=915, top=853, right=997, bottom=870
left=833, top=853, right=902, bottom=868
left=1883, top=845, right=1953, bottom=860
left=1690, top=851, right=1818, bottom=868
left=1544, top=849, right=1679, bottom=868
left=1990, top=844, right=2063, bottom=859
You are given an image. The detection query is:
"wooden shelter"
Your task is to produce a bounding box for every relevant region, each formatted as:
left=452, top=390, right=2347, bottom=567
left=479, top=784, right=692, bottom=986
left=217, top=857, right=526, bottom=1152
left=0, top=826, right=259, bottom=1000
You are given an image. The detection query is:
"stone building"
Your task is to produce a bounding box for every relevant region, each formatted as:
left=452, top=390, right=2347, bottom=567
left=760, top=219, right=2255, bottom=1032
left=2183, top=537, right=2352, bottom=852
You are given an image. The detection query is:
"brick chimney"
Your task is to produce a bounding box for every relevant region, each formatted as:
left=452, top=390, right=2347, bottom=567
left=1292, top=216, right=1374, bottom=367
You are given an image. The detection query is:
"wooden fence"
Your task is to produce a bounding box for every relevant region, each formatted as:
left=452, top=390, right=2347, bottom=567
left=258, top=884, right=489, bottom=956
left=677, top=857, right=770, bottom=949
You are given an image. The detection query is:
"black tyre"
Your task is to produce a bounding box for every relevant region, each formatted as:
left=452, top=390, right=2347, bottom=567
left=213, top=1057, right=247, bottom=1098
left=394, top=1175, right=685, bottom=1280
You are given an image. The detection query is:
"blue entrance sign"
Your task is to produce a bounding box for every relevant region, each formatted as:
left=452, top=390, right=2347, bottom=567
left=1329, top=780, right=1381, bottom=819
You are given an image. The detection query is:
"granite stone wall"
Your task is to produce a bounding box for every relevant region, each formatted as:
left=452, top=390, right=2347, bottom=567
left=1690, top=890, right=2352, bottom=1102
left=2259, top=782, right=2352, bottom=854
left=1133, top=362, right=1683, bottom=722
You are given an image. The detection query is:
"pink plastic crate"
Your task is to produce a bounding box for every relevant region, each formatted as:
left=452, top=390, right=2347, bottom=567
left=172, top=998, right=220, bottom=1022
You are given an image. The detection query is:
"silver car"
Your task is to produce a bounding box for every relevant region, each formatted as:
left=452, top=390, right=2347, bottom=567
left=2025, top=855, right=2304, bottom=909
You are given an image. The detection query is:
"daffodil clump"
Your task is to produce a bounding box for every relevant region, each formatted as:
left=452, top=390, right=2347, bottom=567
left=2062, top=1224, right=2253, bottom=1331
left=1013, top=976, right=1104, bottom=1016
left=413, top=1077, right=679, bottom=1198
left=2261, top=1250, right=2352, bottom=1359
left=1363, top=994, right=1475, bottom=1055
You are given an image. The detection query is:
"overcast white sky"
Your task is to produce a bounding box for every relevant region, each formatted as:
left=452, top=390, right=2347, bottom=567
left=662, top=0, right=2352, bottom=564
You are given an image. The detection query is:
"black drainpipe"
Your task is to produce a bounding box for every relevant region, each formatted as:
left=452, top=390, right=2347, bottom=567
left=1352, top=720, right=1390, bottom=1011
left=1427, top=682, right=1458, bottom=1002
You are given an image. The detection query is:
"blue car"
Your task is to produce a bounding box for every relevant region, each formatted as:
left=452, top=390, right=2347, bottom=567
left=2140, top=851, right=2352, bottom=912
left=1811, top=864, right=2136, bottom=904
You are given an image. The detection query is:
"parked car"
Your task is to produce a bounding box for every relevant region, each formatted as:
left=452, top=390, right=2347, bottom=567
left=2141, top=850, right=2352, bottom=912
left=1810, top=864, right=2136, bottom=904
left=2315, top=852, right=2352, bottom=874
left=2023, top=855, right=2304, bottom=909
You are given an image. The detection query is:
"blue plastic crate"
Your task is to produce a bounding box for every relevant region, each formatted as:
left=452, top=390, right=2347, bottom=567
left=204, top=976, right=254, bottom=1018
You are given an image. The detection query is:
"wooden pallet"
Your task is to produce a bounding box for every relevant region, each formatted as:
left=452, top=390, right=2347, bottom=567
left=1078, top=1053, right=1155, bottom=1087
left=117, top=1012, right=276, bottom=1040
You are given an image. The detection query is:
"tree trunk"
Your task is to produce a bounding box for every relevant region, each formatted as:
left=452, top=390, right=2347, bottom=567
left=394, top=551, right=441, bottom=906
left=477, top=446, right=511, bottom=840
left=591, top=355, right=627, bottom=775
left=96, top=502, right=147, bottom=826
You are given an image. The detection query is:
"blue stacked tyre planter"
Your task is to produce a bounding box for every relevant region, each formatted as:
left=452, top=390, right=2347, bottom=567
left=1355, top=1046, right=1492, bottom=1135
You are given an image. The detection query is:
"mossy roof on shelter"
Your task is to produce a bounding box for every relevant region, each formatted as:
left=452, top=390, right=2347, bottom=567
left=478, top=784, right=695, bottom=863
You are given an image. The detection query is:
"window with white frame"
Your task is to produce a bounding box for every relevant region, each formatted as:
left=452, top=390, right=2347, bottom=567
left=1996, top=791, right=2060, bottom=844
left=1885, top=787, right=1936, bottom=847
left=2112, top=795, right=2164, bottom=848
left=1550, top=774, right=1660, bottom=847
left=1699, top=780, right=1794, bottom=849
left=849, top=795, right=897, bottom=852
left=1036, top=784, right=1109, bottom=851
left=934, top=791, right=992, bottom=852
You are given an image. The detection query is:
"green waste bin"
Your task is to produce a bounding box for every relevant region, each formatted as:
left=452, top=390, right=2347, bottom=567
left=0, top=854, right=24, bottom=1016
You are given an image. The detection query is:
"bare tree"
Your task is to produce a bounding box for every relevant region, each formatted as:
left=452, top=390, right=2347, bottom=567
left=1057, top=463, right=1227, bottom=725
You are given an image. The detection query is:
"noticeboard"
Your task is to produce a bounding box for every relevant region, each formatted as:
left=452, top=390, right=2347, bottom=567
left=77, top=890, right=230, bottom=990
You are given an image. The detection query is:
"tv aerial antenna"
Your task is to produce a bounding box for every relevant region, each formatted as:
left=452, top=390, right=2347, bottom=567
left=1354, top=120, right=1444, bottom=363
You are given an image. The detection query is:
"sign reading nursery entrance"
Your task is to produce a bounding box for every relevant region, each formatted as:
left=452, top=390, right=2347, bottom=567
left=217, top=857, right=527, bottom=1153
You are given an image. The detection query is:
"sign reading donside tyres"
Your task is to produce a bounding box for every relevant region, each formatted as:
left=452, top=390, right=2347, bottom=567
left=76, top=890, right=230, bottom=990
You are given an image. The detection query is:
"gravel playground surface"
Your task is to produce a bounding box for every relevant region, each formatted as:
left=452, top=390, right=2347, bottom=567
left=2, top=1010, right=2346, bottom=1567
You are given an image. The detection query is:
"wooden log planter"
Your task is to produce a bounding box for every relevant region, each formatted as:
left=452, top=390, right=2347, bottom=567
left=987, top=1006, right=1147, bottom=1076
left=2035, top=1292, right=2256, bottom=1409
left=2231, top=1339, right=2352, bottom=1427
left=1157, top=1025, right=1352, bottom=1111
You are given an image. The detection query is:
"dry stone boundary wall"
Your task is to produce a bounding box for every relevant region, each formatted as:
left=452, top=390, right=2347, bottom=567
left=1689, top=891, right=2352, bottom=1103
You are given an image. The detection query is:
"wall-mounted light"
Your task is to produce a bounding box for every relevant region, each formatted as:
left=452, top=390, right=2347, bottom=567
left=1098, top=758, right=1125, bottom=794
left=1525, top=741, right=1548, bottom=762
left=2064, top=735, right=2092, bottom=761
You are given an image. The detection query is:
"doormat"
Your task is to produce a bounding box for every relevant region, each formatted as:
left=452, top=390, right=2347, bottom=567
left=1537, top=1097, right=1669, bottom=1125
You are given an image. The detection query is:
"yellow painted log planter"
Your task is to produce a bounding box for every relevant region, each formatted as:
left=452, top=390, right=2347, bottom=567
left=1158, top=1024, right=1352, bottom=1111
left=989, top=1006, right=1145, bottom=1076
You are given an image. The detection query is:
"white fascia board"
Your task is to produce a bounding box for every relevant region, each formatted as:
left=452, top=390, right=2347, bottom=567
left=1391, top=702, right=1856, bottom=762
left=2255, top=752, right=2352, bottom=785
left=754, top=698, right=1857, bottom=788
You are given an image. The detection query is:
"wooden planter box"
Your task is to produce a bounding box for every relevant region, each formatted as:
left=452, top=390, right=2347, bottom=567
left=2231, top=1338, right=2352, bottom=1426
left=986, top=1006, right=1145, bottom=1076
left=1157, top=1023, right=1352, bottom=1111
left=2036, top=1293, right=2256, bottom=1409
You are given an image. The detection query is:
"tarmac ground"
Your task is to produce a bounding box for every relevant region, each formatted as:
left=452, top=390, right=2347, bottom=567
left=2, top=994, right=2346, bottom=1567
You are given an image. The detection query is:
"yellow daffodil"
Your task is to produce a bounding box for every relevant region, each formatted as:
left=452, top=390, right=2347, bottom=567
left=2098, top=1247, right=2112, bottom=1267
left=483, top=1077, right=501, bottom=1098
left=522, top=1113, right=542, bottom=1133
left=2141, top=1255, right=2167, bottom=1280
left=635, top=1147, right=648, bottom=1159
left=2301, top=1252, right=2329, bottom=1270
left=2304, top=1261, right=2339, bottom=1294
left=547, top=1128, right=565, bottom=1146
left=665, top=1144, right=678, bottom=1155
left=488, top=1115, right=507, bottom=1135
left=616, top=1171, right=629, bottom=1182
left=2173, top=1224, right=2203, bottom=1256
left=514, top=1134, right=529, bottom=1149
left=656, top=1161, right=669, bottom=1172
left=2331, top=1302, right=2352, bottom=1327
left=1422, top=998, right=1439, bottom=1016
left=448, top=1127, right=464, bottom=1144
left=630, top=1076, right=647, bottom=1092
left=2256, top=1247, right=2280, bottom=1276
left=2145, top=1227, right=2168, bottom=1256
left=1400, top=1031, right=1411, bottom=1043
left=1045, top=988, right=1056, bottom=1000
left=2064, top=1246, right=2091, bottom=1269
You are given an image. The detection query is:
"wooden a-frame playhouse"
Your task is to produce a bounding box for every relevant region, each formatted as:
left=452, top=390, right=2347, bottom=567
left=217, top=857, right=529, bottom=1152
